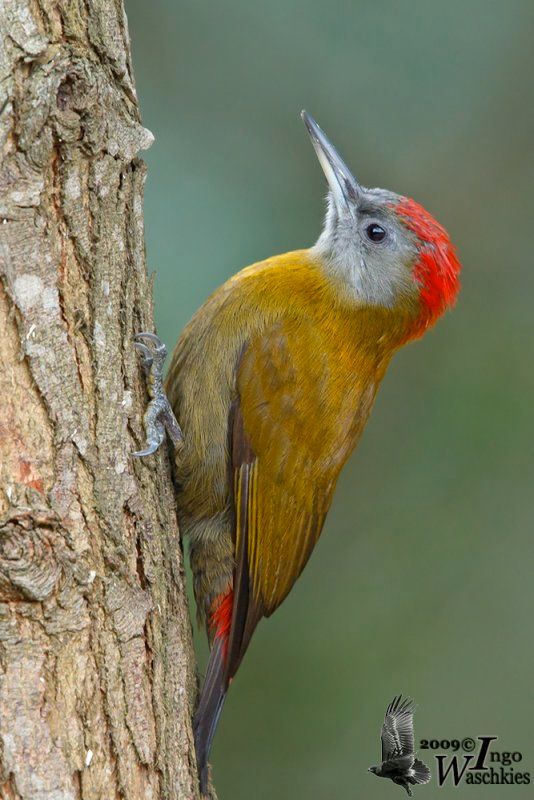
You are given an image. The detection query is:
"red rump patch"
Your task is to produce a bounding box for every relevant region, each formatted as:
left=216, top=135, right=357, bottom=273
left=209, top=590, right=233, bottom=658
left=395, top=197, right=461, bottom=337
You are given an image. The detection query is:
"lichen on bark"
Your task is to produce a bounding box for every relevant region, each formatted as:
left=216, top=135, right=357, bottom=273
left=0, top=1, right=199, bottom=798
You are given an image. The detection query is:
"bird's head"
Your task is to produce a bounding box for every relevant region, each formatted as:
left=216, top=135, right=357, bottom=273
left=302, top=111, right=461, bottom=340
left=368, top=766, right=379, bottom=775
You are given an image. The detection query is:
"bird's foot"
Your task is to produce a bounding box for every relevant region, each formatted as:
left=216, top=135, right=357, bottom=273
left=133, top=332, right=184, bottom=457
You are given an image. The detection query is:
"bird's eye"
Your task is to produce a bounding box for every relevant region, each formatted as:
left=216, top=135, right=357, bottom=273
left=365, top=223, right=387, bottom=243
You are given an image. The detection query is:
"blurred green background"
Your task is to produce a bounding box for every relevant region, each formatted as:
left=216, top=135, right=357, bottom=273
left=127, top=2, right=533, bottom=797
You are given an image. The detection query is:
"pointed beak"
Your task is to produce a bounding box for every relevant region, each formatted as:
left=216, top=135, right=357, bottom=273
left=301, top=110, right=362, bottom=213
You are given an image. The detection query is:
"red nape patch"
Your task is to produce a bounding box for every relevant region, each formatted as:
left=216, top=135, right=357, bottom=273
left=209, top=590, right=233, bottom=658
left=395, top=197, right=461, bottom=338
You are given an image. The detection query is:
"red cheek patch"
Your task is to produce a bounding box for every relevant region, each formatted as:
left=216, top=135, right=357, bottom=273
left=395, top=197, right=461, bottom=337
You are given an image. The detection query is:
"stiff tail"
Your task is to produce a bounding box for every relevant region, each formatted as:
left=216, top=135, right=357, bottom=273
left=194, top=591, right=233, bottom=796
left=411, top=758, right=431, bottom=785
left=193, top=635, right=228, bottom=796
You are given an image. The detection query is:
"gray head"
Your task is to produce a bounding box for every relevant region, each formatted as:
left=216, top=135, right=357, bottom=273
left=301, top=111, right=461, bottom=333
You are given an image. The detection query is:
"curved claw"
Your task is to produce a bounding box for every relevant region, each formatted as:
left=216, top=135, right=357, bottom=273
left=134, top=341, right=153, bottom=359
left=133, top=415, right=166, bottom=458
left=133, top=442, right=161, bottom=458
left=134, top=332, right=161, bottom=344
left=134, top=332, right=167, bottom=355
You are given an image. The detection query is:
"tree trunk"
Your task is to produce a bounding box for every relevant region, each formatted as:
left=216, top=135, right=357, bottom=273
left=0, top=2, right=200, bottom=798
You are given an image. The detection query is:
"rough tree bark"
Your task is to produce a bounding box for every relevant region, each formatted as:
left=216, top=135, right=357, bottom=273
left=0, top=1, right=200, bottom=798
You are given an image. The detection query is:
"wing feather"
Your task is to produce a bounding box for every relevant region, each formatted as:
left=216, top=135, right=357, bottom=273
left=236, top=320, right=346, bottom=617
left=224, top=317, right=371, bottom=676
left=381, top=695, right=416, bottom=761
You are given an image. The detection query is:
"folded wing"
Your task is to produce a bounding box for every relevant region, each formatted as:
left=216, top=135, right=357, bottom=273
left=224, top=318, right=364, bottom=680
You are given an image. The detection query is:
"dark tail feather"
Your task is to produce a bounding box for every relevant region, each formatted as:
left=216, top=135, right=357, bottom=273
left=194, top=636, right=228, bottom=796
left=412, top=758, right=431, bottom=785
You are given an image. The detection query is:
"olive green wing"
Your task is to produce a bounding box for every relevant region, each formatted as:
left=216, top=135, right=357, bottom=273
left=225, top=318, right=362, bottom=679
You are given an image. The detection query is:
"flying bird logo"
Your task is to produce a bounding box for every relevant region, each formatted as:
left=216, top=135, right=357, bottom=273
left=368, top=696, right=431, bottom=796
